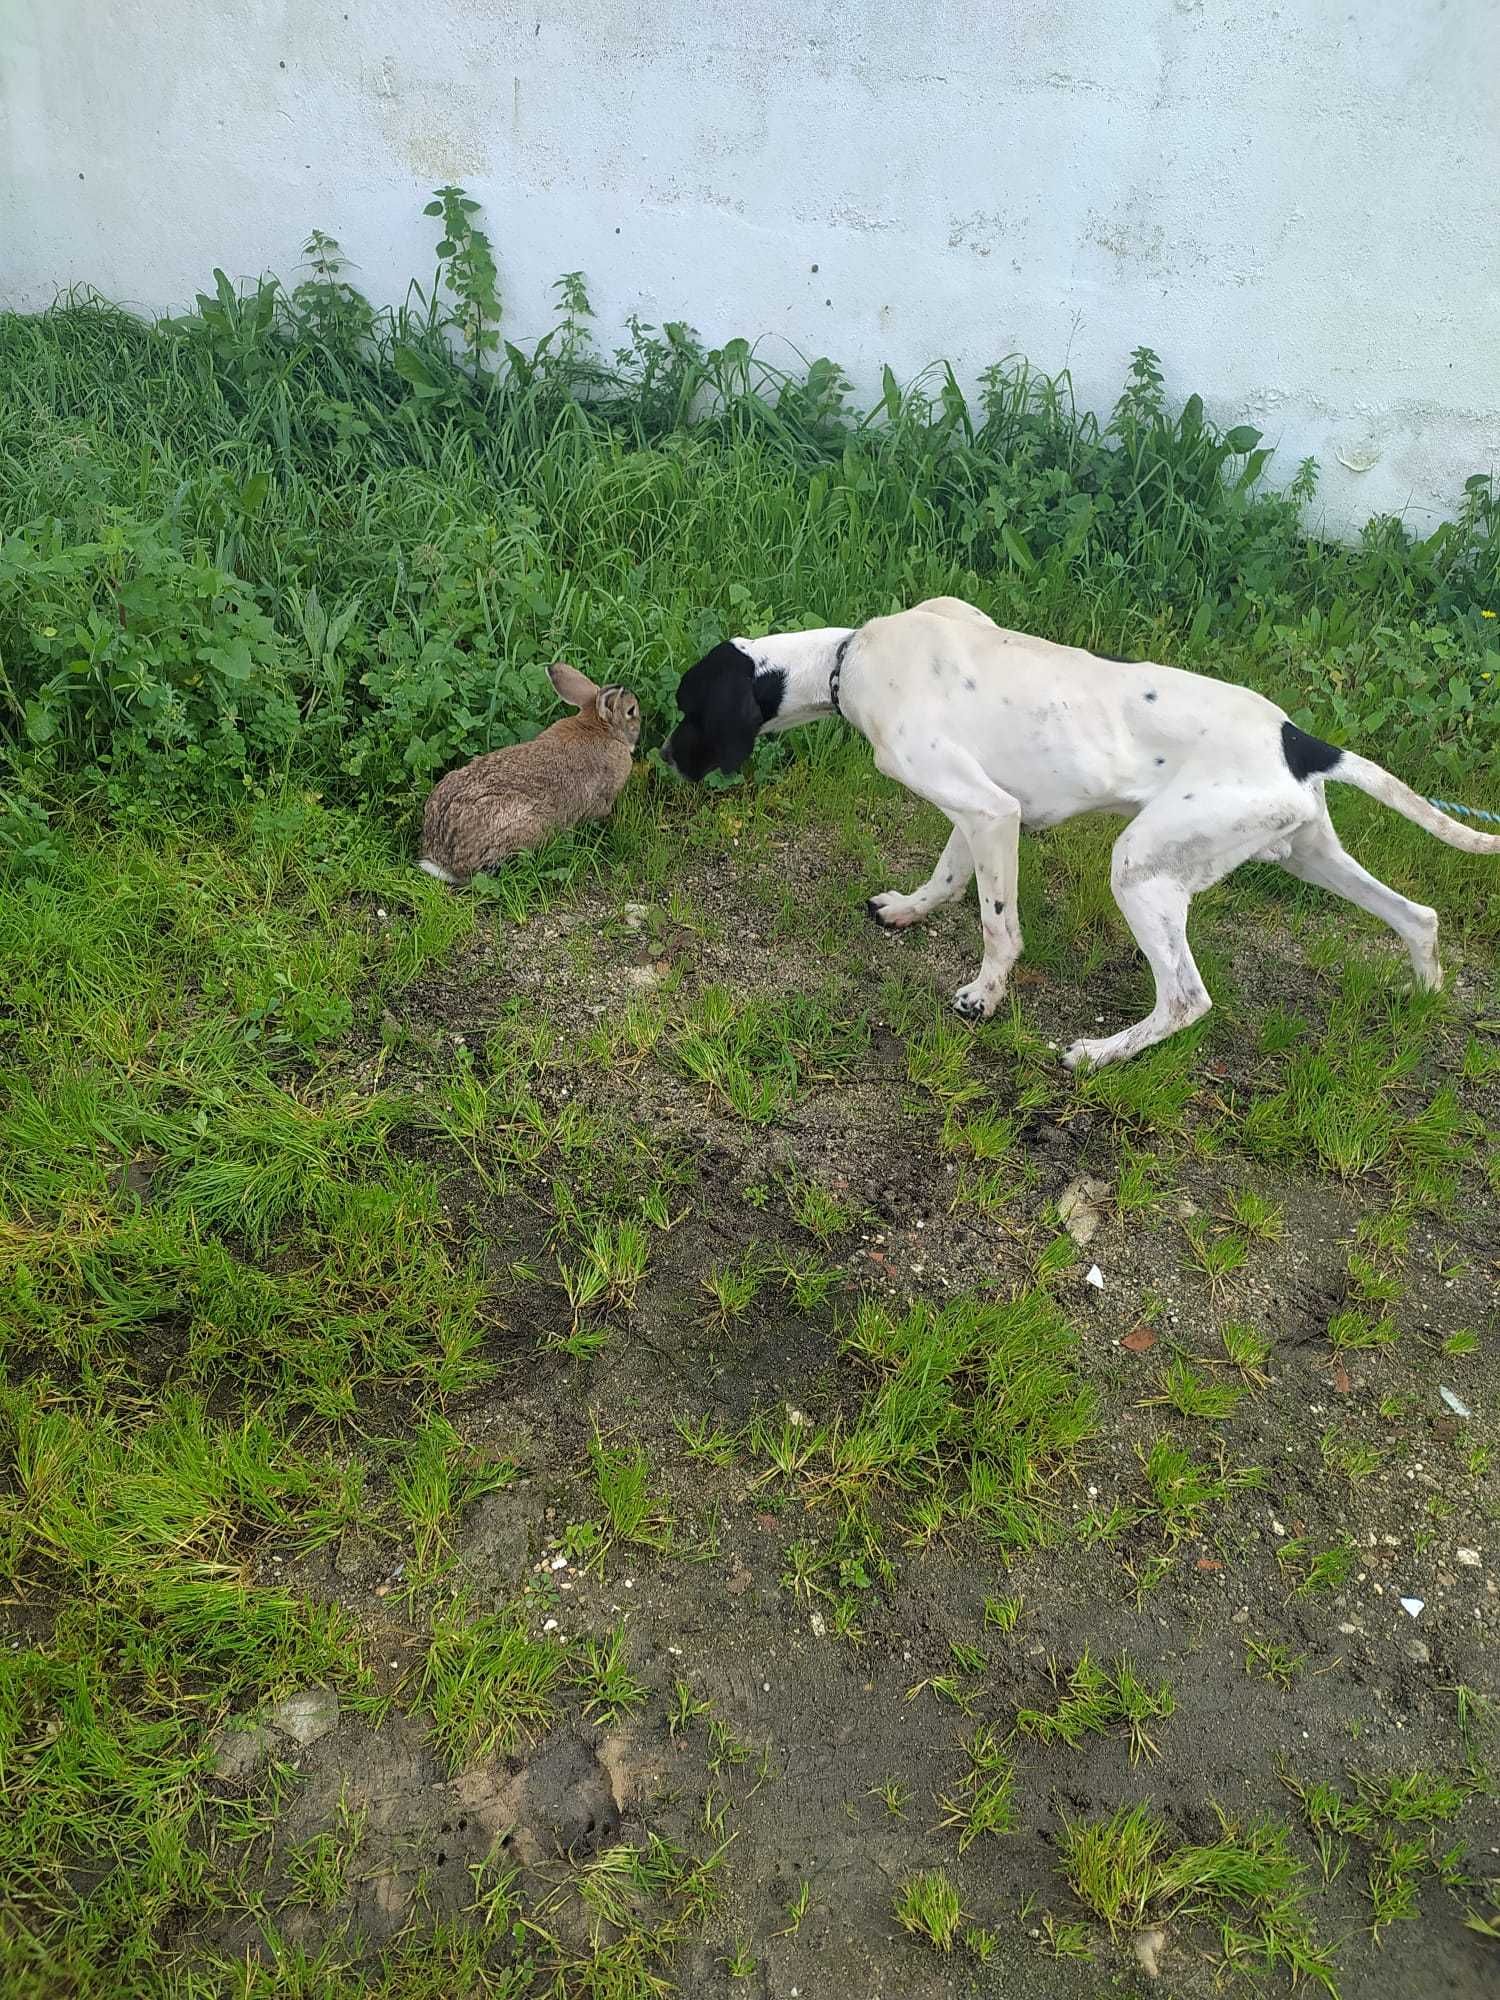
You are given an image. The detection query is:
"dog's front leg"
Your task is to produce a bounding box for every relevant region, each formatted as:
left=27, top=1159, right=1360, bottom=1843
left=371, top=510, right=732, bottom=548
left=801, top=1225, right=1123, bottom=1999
left=871, top=738, right=1023, bottom=1021
left=867, top=823, right=973, bottom=928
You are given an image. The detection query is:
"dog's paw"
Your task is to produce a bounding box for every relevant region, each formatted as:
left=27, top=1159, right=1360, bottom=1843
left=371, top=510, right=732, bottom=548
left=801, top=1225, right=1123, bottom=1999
left=866, top=891, right=922, bottom=930
left=1062, top=1036, right=1109, bottom=1071
left=952, top=979, right=1000, bottom=1022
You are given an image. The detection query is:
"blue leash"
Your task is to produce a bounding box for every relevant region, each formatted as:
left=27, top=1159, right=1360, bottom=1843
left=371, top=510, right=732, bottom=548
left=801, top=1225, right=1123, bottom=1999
left=1428, top=796, right=1500, bottom=826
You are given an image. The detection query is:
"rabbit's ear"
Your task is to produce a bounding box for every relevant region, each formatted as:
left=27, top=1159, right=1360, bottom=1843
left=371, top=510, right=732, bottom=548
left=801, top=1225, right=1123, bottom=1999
left=548, top=661, right=599, bottom=708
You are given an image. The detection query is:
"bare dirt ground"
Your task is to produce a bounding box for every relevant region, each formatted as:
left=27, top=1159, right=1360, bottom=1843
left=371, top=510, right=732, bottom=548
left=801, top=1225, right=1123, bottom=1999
left=202, top=783, right=1499, bottom=1999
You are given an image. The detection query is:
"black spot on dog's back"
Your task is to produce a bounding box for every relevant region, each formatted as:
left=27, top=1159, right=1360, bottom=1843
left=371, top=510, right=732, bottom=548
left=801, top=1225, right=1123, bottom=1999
left=1281, top=720, right=1342, bottom=782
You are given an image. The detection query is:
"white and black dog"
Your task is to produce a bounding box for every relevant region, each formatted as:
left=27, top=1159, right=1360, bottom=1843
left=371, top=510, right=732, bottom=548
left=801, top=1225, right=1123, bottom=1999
left=662, top=596, right=1500, bottom=1067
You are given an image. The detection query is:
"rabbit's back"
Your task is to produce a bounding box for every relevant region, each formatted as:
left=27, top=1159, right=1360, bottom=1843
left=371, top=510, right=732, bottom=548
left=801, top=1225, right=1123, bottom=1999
left=419, top=717, right=632, bottom=883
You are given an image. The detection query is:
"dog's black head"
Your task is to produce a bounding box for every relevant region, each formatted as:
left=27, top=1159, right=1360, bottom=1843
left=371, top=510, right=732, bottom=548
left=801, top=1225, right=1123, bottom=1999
left=662, top=640, right=778, bottom=781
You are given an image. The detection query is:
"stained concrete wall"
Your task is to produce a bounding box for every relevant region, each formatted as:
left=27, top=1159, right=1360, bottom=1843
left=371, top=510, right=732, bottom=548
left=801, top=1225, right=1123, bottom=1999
left=4, top=1, right=1498, bottom=536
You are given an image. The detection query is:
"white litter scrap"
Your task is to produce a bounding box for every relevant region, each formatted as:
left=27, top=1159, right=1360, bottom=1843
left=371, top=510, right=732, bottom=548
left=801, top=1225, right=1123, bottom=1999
left=1438, top=1387, right=1472, bottom=1418
left=1085, top=1264, right=1105, bottom=1290
left=1399, top=1597, right=1424, bottom=1619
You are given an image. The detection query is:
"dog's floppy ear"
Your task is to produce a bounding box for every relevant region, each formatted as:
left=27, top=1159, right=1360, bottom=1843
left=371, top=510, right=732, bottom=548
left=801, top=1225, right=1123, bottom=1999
left=696, top=641, right=764, bottom=775
left=548, top=661, right=600, bottom=708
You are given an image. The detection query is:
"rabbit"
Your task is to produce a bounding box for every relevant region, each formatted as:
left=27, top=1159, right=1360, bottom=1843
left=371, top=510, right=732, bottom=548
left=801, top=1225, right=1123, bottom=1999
left=418, top=662, right=641, bottom=885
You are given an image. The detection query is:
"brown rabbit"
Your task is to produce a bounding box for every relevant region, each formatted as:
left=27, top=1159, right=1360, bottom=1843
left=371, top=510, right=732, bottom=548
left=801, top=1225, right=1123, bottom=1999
left=418, top=662, right=641, bottom=884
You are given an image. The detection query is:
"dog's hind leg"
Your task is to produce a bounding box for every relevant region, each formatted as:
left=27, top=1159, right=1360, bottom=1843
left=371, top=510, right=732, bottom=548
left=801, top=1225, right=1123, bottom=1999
left=952, top=807, right=1024, bottom=1019
left=1280, top=812, right=1441, bottom=988
left=867, top=823, right=973, bottom=929
left=1064, top=784, right=1312, bottom=1068
left=1063, top=871, right=1208, bottom=1069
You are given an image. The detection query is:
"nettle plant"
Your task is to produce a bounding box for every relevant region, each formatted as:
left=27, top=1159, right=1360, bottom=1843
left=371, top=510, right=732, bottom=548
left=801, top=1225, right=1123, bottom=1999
left=2, top=516, right=298, bottom=792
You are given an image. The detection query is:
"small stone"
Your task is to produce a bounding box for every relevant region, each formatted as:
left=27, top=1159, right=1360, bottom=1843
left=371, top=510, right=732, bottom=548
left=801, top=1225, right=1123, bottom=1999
left=266, top=1689, right=340, bottom=1747
left=1084, top=1264, right=1105, bottom=1290
left=1456, top=1548, right=1482, bottom=1568
left=1399, top=1597, right=1424, bottom=1619
left=1134, top=1928, right=1165, bottom=1979
left=621, top=903, right=650, bottom=931
left=208, top=1717, right=275, bottom=1781
left=1057, top=1176, right=1108, bottom=1249
left=1404, top=1639, right=1431, bottom=1664
left=1438, top=1387, right=1472, bottom=1418
left=809, top=1612, right=827, bottom=1638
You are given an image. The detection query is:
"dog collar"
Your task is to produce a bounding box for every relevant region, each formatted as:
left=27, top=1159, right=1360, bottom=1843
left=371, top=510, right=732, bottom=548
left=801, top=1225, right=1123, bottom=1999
left=828, top=635, right=852, bottom=718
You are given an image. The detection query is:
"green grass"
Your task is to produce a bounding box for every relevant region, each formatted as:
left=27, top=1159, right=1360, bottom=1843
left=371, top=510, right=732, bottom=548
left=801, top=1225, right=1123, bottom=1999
left=5, top=190, right=1500, bottom=857
left=389, top=1414, right=516, bottom=1584
left=571, top=1628, right=650, bottom=1729
left=936, top=1725, right=1021, bottom=1850
left=893, top=1869, right=965, bottom=1951
left=414, top=1601, right=565, bottom=1769
left=1015, top=1651, right=1176, bottom=1764
left=701, top=1252, right=764, bottom=1327
left=2, top=185, right=1498, bottom=1997
left=1058, top=1803, right=1338, bottom=1989
left=589, top=1429, right=672, bottom=1556
left=1244, top=1636, right=1310, bottom=1688
left=1146, top=1356, right=1247, bottom=1422
left=1284, top=1765, right=1478, bottom=1939
left=4, top=798, right=1491, bottom=1987
left=780, top=1289, right=1097, bottom=1549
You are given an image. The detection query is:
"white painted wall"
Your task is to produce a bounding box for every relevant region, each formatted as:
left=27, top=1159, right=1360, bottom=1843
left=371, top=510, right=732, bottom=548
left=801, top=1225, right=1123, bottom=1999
left=4, top=1, right=1498, bottom=537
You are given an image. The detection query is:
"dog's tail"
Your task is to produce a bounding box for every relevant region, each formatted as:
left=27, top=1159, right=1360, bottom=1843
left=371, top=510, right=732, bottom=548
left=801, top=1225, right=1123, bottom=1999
left=1330, top=751, right=1500, bottom=856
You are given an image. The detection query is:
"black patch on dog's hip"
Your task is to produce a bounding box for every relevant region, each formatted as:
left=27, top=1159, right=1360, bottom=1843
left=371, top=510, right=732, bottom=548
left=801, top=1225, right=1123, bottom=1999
left=1281, top=721, right=1342, bottom=782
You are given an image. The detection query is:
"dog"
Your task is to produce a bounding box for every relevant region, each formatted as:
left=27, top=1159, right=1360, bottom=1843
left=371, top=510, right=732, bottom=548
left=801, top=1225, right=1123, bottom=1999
left=662, top=596, right=1500, bottom=1066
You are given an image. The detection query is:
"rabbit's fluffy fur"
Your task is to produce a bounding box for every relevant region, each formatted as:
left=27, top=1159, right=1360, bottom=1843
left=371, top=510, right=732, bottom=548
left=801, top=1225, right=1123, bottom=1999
left=418, top=662, right=641, bottom=885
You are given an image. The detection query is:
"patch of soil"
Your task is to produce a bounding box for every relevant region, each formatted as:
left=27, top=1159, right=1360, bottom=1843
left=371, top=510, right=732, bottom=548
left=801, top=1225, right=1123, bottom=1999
left=219, top=803, right=1499, bottom=1996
